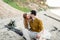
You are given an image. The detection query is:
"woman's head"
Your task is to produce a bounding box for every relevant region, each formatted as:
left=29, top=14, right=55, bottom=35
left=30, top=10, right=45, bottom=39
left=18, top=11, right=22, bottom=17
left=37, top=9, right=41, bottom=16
left=23, top=13, right=27, bottom=19
left=23, top=13, right=31, bottom=20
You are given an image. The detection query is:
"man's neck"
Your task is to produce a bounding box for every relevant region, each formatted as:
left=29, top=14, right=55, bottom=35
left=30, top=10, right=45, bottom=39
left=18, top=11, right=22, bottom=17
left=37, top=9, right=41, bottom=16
left=32, top=16, right=36, bottom=20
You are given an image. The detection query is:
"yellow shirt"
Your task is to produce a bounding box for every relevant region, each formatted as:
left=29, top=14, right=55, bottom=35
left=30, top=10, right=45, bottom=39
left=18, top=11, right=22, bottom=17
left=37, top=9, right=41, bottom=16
left=29, top=18, right=43, bottom=32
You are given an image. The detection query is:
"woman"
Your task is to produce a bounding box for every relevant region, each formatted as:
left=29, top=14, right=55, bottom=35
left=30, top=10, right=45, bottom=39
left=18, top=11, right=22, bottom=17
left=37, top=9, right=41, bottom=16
left=23, top=13, right=34, bottom=40
left=23, top=13, right=32, bottom=30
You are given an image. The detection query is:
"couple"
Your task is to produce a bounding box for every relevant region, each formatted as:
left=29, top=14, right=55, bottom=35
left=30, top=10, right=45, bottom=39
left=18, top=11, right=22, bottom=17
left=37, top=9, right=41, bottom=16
left=23, top=10, right=44, bottom=40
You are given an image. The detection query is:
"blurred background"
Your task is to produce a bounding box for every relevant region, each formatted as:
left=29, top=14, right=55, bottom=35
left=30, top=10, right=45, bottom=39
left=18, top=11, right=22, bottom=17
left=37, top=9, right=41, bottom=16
left=0, top=0, right=60, bottom=40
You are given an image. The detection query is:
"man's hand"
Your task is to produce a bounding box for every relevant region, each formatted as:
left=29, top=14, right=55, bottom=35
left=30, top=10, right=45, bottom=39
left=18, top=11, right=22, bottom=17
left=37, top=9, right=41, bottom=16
left=36, top=34, right=40, bottom=39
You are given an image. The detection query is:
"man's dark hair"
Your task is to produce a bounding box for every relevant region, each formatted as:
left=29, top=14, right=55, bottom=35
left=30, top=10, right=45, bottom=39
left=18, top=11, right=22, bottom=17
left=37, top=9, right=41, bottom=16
left=31, top=10, right=36, bottom=16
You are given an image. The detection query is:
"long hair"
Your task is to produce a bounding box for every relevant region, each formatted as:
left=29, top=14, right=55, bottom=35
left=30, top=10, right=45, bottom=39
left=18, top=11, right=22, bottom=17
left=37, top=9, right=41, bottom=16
left=23, top=14, right=28, bottom=28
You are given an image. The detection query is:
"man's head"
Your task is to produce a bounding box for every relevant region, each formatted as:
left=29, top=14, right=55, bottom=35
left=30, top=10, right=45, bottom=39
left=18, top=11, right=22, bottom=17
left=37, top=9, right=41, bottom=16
left=30, top=10, right=37, bottom=18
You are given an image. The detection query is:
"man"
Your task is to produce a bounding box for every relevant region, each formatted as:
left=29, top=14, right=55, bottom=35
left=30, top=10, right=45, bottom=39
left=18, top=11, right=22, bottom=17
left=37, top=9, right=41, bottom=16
left=29, top=10, right=44, bottom=39
left=29, top=10, right=43, bottom=32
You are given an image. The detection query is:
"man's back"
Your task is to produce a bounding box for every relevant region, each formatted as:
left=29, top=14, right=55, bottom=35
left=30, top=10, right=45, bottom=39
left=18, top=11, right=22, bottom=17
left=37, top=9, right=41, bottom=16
left=29, top=18, right=43, bottom=32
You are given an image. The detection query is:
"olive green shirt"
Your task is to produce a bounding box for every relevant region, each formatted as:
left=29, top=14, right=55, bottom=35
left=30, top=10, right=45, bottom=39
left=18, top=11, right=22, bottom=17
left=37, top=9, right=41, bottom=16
left=29, top=18, right=43, bottom=32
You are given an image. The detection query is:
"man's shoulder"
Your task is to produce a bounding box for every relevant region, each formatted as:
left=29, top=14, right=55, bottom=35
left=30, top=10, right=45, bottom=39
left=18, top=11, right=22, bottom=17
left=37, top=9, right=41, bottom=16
left=35, top=18, right=42, bottom=21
